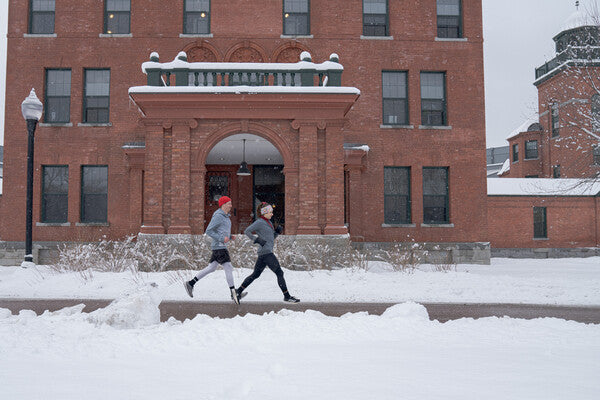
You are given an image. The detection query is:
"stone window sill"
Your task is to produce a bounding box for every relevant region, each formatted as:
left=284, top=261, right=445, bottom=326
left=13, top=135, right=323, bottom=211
left=419, top=125, right=452, bottom=130
left=533, top=237, right=549, bottom=241
left=421, top=223, right=454, bottom=228
left=39, top=122, right=73, bottom=127
left=382, top=223, right=416, bottom=228
left=280, top=34, right=313, bottom=39
left=99, top=33, right=132, bottom=38
left=180, top=33, right=213, bottom=38
left=23, top=33, right=57, bottom=38
left=524, top=157, right=539, bottom=161
left=360, top=35, right=394, bottom=40
left=36, top=222, right=71, bottom=227
left=76, top=222, right=110, bottom=227
left=78, top=123, right=112, bottom=127
left=380, top=124, right=414, bottom=129
left=435, top=37, right=467, bottom=42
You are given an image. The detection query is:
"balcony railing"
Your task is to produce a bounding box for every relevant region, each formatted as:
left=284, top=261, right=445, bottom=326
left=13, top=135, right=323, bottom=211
left=535, top=46, right=600, bottom=79
left=142, top=51, right=344, bottom=87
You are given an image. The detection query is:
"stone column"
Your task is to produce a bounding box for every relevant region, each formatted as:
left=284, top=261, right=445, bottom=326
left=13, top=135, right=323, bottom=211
left=140, top=123, right=165, bottom=234
left=168, top=120, right=195, bottom=234
left=294, top=121, right=321, bottom=234
left=324, top=123, right=348, bottom=234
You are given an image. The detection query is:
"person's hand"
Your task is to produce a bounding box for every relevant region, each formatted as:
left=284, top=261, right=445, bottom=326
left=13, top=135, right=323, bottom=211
left=224, top=236, right=230, bottom=243
left=275, top=225, right=283, bottom=234
left=254, top=237, right=266, bottom=246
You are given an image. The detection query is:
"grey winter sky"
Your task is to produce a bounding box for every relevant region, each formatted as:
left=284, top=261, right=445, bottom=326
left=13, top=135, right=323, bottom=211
left=0, top=0, right=587, bottom=147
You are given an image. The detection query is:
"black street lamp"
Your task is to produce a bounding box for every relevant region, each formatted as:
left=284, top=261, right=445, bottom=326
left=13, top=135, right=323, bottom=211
left=21, top=89, right=43, bottom=267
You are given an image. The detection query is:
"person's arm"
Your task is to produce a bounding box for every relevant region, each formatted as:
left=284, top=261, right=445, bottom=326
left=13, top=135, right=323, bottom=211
left=245, top=220, right=266, bottom=246
left=206, top=213, right=225, bottom=243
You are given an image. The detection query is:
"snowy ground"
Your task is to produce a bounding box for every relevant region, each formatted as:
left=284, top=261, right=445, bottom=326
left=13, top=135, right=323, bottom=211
left=1, top=258, right=599, bottom=399
left=0, top=257, right=599, bottom=305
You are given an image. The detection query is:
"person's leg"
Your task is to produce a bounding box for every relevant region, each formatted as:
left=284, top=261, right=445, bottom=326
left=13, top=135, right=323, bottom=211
left=221, top=262, right=236, bottom=288
left=184, top=260, right=219, bottom=298
left=264, top=254, right=289, bottom=294
left=238, top=255, right=267, bottom=292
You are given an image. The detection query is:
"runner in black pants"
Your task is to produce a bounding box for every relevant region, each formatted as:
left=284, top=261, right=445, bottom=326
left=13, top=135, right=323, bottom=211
left=237, top=202, right=300, bottom=303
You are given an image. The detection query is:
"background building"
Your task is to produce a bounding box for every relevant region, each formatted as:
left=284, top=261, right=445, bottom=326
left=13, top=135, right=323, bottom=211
left=1, top=0, right=488, bottom=263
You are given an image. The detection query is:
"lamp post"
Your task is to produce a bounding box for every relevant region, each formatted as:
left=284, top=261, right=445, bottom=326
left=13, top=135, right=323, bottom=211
left=21, top=89, right=43, bottom=267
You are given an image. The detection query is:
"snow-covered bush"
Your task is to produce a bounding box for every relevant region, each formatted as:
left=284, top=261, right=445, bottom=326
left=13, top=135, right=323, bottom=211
left=274, top=240, right=368, bottom=271
left=372, top=242, right=428, bottom=273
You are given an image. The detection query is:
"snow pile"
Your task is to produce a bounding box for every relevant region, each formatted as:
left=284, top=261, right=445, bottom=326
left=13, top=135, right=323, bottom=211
left=0, top=301, right=599, bottom=399
left=86, top=285, right=161, bottom=329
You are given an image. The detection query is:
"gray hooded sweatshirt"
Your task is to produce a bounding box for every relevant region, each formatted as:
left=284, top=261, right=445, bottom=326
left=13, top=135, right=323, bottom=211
left=244, top=217, right=279, bottom=256
left=205, top=208, right=232, bottom=250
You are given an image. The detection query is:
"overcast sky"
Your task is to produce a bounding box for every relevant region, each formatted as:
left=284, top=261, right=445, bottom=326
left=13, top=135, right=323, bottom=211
left=0, top=0, right=587, bottom=147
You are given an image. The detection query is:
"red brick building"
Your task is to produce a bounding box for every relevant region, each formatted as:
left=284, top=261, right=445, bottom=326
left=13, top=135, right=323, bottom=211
left=0, top=0, right=489, bottom=263
left=501, top=8, right=600, bottom=179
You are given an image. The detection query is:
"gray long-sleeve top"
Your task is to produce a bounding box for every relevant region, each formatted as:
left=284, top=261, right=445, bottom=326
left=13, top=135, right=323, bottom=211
left=205, top=208, right=232, bottom=250
left=244, top=217, right=279, bottom=256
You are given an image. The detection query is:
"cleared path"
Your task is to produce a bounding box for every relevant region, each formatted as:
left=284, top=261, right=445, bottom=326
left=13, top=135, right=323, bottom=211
left=1, top=299, right=599, bottom=324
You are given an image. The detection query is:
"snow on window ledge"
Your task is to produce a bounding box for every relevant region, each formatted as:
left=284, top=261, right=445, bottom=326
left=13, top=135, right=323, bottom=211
left=381, top=223, right=416, bottom=228
left=23, top=34, right=57, bottom=38
left=77, top=123, right=112, bottom=127
left=360, top=35, right=394, bottom=40
left=418, top=125, right=452, bottom=130
left=76, top=222, right=110, bottom=227
left=435, top=37, right=468, bottom=42
left=36, top=222, right=71, bottom=227
left=180, top=33, right=213, bottom=38
left=280, top=34, right=314, bottom=39
left=380, top=124, right=414, bottom=129
left=421, top=223, right=454, bottom=228
left=99, top=33, right=132, bottom=38
left=39, top=122, right=73, bottom=127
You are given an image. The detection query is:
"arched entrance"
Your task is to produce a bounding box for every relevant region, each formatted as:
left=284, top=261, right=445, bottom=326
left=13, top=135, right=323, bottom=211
left=204, top=133, right=285, bottom=233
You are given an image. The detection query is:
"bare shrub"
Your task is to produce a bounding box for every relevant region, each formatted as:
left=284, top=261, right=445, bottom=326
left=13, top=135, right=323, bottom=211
left=275, top=240, right=368, bottom=271
left=374, top=243, right=428, bottom=273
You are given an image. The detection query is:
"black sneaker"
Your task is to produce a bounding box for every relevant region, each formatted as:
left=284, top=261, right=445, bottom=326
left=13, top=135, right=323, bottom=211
left=284, top=295, right=300, bottom=303
left=237, top=289, right=248, bottom=301
left=230, top=288, right=240, bottom=304
left=184, top=281, right=194, bottom=298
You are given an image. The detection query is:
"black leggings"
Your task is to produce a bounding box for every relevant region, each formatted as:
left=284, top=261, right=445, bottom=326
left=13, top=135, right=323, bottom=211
left=239, top=253, right=288, bottom=294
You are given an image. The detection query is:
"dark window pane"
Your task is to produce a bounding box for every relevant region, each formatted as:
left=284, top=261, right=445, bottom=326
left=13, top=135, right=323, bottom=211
left=437, top=0, right=461, bottom=38
left=533, top=207, right=547, bottom=238
left=81, top=166, right=108, bottom=223
left=384, top=167, right=411, bottom=224
left=364, top=0, right=386, bottom=14
left=30, top=0, right=55, bottom=34
left=383, top=72, right=408, bottom=125
left=284, top=0, right=309, bottom=13
left=42, top=166, right=68, bottom=223
left=283, top=0, right=309, bottom=35
left=45, top=69, right=71, bottom=123
left=423, top=167, right=448, bottom=224
left=84, top=70, right=110, bottom=123
left=105, top=0, right=130, bottom=34
left=512, top=144, right=519, bottom=162
left=185, top=14, right=210, bottom=34
left=421, top=72, right=446, bottom=125
left=525, top=140, right=538, bottom=159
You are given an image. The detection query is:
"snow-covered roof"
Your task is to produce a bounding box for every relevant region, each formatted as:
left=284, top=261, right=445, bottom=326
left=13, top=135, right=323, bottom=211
left=497, top=158, right=510, bottom=176
left=129, top=85, right=360, bottom=95
left=488, top=178, right=600, bottom=196
left=559, top=9, right=596, bottom=33
left=506, top=115, right=540, bottom=140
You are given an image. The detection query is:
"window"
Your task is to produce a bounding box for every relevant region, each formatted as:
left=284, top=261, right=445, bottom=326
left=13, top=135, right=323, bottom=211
left=283, top=0, right=310, bottom=35
left=423, top=167, right=449, bottom=224
left=533, top=207, right=547, bottom=239
left=594, top=146, right=600, bottom=165
left=421, top=72, right=446, bottom=126
left=437, top=0, right=462, bottom=38
left=552, top=165, right=561, bottom=178
left=592, top=94, right=600, bottom=131
left=184, top=0, right=210, bottom=34
left=29, top=0, right=55, bottom=34
left=382, top=71, right=408, bottom=125
left=81, top=166, right=108, bottom=223
left=104, top=0, right=130, bottom=34
left=384, top=167, right=411, bottom=224
left=44, top=69, right=71, bottom=123
left=551, top=104, right=559, bottom=137
left=525, top=140, right=538, bottom=159
left=363, top=0, right=388, bottom=36
left=41, top=166, right=68, bottom=223
left=512, top=144, right=519, bottom=163
left=83, top=69, right=110, bottom=123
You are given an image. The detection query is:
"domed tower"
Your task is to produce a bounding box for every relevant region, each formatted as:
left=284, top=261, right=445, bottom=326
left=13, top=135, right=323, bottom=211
left=506, top=2, right=600, bottom=179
